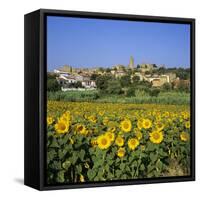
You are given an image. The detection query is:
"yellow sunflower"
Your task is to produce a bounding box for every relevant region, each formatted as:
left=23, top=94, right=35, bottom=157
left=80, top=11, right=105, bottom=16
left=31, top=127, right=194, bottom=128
left=105, top=131, right=115, bottom=142
left=128, top=138, right=139, bottom=150
left=120, top=119, right=132, bottom=132
left=182, top=112, right=190, bottom=120
left=115, top=136, right=124, bottom=147
left=149, top=131, right=163, bottom=144
left=180, top=132, right=189, bottom=141
left=60, top=111, right=71, bottom=122
left=137, top=119, right=143, bottom=130
left=185, top=121, right=190, bottom=129
left=155, top=121, right=164, bottom=131
left=88, top=115, right=97, bottom=123
left=108, top=127, right=116, bottom=133
left=98, top=110, right=105, bottom=116
left=163, top=111, right=170, bottom=118
left=142, top=119, right=152, bottom=129
left=103, top=117, right=109, bottom=125
left=47, top=116, right=54, bottom=126
left=107, top=121, right=117, bottom=131
left=54, top=119, right=70, bottom=134
left=76, top=124, right=87, bottom=135
left=90, top=138, right=98, bottom=147
left=117, top=147, right=126, bottom=158
left=135, top=131, right=143, bottom=140
left=97, top=134, right=111, bottom=149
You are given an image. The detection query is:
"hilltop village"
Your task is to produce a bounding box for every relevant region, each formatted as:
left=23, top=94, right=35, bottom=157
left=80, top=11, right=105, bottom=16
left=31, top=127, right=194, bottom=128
left=51, top=56, right=189, bottom=91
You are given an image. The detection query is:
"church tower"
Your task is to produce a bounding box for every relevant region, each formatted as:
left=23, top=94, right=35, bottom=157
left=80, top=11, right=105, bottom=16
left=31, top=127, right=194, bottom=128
left=129, top=56, right=134, bottom=69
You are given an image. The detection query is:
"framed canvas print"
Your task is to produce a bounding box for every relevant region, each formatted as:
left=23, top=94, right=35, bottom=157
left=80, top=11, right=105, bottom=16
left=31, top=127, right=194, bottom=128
left=24, top=9, right=195, bottom=190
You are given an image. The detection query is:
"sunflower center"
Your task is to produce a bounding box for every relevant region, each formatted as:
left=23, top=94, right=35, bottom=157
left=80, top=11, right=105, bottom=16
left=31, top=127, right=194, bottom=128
left=101, top=138, right=108, bottom=145
left=153, top=132, right=160, bottom=140
left=181, top=133, right=187, bottom=139
left=119, top=150, right=124, bottom=154
left=145, top=122, right=149, bottom=126
left=78, top=126, right=83, bottom=131
left=123, top=122, right=129, bottom=129
left=118, top=138, right=122, bottom=143
left=58, top=123, right=66, bottom=130
left=131, top=140, right=136, bottom=145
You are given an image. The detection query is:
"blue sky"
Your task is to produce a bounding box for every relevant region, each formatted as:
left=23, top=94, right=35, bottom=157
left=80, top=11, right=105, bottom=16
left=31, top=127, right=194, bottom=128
left=47, top=16, right=190, bottom=71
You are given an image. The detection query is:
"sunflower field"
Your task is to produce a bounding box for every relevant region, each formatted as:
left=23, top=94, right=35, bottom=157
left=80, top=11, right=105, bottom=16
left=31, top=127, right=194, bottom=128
left=47, top=101, right=191, bottom=184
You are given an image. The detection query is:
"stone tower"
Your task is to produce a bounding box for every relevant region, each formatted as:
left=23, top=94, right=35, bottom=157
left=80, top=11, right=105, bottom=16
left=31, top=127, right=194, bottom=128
left=129, top=56, right=134, bottom=69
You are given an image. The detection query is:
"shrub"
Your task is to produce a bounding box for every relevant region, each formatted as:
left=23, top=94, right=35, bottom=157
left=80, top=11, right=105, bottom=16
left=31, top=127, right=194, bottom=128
left=106, top=80, right=122, bottom=95
left=126, top=87, right=136, bottom=97
left=120, top=75, right=131, bottom=87
left=150, top=89, right=160, bottom=97
left=135, top=89, right=150, bottom=97
left=47, top=79, right=61, bottom=92
left=162, top=83, right=172, bottom=91
left=96, top=75, right=112, bottom=91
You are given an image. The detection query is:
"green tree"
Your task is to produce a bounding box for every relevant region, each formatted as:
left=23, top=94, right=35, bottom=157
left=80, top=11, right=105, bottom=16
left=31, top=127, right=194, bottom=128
left=126, top=87, right=136, bottom=97
left=149, top=88, right=160, bottom=97
left=47, top=73, right=61, bottom=92
left=176, top=68, right=190, bottom=80
left=120, top=75, right=131, bottom=87
left=140, top=80, right=152, bottom=88
left=96, top=75, right=112, bottom=91
left=157, top=67, right=167, bottom=75
left=106, top=80, right=122, bottom=95
left=98, top=67, right=104, bottom=73
left=134, top=85, right=150, bottom=93
left=106, top=68, right=111, bottom=73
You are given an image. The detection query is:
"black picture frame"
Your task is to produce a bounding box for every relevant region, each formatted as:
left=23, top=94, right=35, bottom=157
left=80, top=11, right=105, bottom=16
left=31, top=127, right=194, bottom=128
left=24, top=9, right=195, bottom=191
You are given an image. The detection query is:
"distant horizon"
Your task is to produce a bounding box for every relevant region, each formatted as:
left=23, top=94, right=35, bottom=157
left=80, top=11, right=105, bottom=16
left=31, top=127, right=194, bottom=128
left=48, top=63, right=190, bottom=72
left=47, top=63, right=190, bottom=72
left=47, top=16, right=190, bottom=71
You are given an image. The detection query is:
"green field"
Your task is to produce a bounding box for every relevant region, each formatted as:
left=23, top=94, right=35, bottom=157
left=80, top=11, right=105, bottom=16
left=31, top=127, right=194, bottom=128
left=47, top=90, right=190, bottom=105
